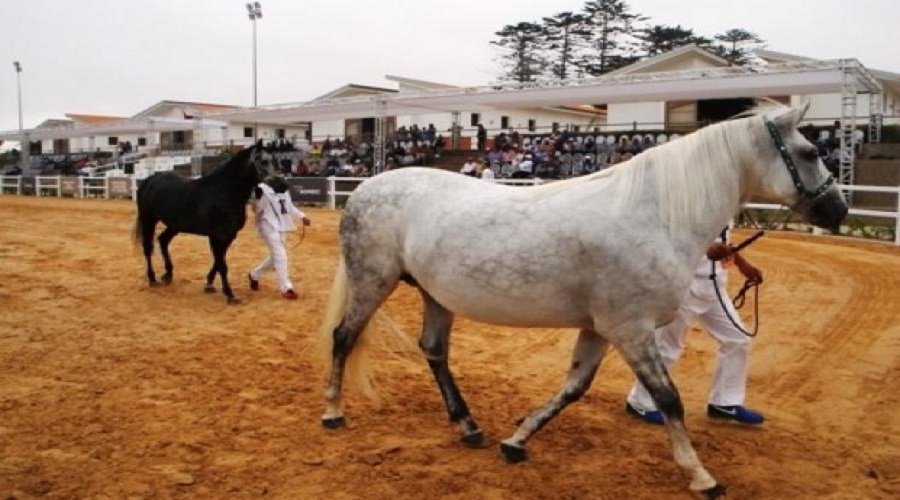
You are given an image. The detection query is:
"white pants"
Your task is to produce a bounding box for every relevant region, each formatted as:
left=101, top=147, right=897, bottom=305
left=627, top=277, right=751, bottom=410
left=250, top=224, right=293, bottom=293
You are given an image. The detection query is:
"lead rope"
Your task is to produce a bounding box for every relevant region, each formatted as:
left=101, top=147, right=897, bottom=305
left=709, top=231, right=764, bottom=338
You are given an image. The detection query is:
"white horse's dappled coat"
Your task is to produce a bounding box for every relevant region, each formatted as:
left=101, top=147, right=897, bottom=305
left=319, top=104, right=847, bottom=497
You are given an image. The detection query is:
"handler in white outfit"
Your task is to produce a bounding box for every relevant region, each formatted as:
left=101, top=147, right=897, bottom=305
left=248, top=178, right=309, bottom=300
left=625, top=227, right=765, bottom=425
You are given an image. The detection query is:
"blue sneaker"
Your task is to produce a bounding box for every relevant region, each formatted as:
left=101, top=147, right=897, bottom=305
left=707, top=404, right=765, bottom=425
left=626, top=402, right=665, bottom=425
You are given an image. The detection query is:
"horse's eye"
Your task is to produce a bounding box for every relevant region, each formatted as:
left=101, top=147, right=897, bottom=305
left=801, top=148, right=819, bottom=161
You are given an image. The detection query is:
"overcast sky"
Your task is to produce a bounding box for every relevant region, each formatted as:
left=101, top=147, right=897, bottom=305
left=1, top=0, right=898, bottom=131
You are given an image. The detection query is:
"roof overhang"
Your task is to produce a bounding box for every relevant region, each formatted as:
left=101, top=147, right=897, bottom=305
left=0, top=117, right=229, bottom=142
left=210, top=59, right=882, bottom=125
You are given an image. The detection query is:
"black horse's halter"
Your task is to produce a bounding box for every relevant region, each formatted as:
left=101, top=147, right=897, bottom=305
left=764, top=119, right=836, bottom=201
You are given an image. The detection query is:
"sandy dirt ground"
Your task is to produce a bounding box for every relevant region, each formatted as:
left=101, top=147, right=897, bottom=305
left=0, top=196, right=897, bottom=499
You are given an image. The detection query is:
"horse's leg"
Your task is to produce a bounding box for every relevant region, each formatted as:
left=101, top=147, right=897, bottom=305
left=203, top=238, right=218, bottom=293
left=141, top=216, right=159, bottom=286
left=157, top=227, right=178, bottom=285
left=210, top=236, right=239, bottom=304
left=500, top=329, right=608, bottom=462
left=418, top=289, right=483, bottom=447
left=615, top=329, right=722, bottom=497
left=322, top=265, right=400, bottom=428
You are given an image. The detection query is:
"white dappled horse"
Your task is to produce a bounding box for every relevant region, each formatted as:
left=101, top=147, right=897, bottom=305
left=319, top=104, right=847, bottom=497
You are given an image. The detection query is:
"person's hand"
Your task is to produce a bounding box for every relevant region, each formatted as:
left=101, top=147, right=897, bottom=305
left=736, top=259, right=763, bottom=284
left=302, top=217, right=311, bottom=226
left=706, top=243, right=734, bottom=261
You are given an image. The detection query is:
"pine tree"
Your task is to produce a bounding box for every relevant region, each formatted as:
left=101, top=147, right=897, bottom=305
left=580, top=0, right=646, bottom=76
left=635, top=24, right=713, bottom=57
left=491, top=22, right=547, bottom=83
left=541, top=11, right=592, bottom=81
left=713, top=29, right=764, bottom=66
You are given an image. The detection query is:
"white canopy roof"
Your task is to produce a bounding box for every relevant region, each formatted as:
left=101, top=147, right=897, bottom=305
left=211, top=59, right=882, bottom=125
left=0, top=59, right=881, bottom=143
left=0, top=117, right=228, bottom=142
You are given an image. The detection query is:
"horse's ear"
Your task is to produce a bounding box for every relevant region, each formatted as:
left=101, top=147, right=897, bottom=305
left=797, top=101, right=811, bottom=121
left=774, top=102, right=809, bottom=129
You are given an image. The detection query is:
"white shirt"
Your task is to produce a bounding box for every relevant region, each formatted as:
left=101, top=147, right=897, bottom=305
left=460, top=161, right=477, bottom=174
left=255, top=183, right=306, bottom=233
left=481, top=168, right=495, bottom=182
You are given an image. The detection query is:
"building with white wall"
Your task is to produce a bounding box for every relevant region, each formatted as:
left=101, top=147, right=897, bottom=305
left=307, top=75, right=605, bottom=145
left=596, top=45, right=899, bottom=132
left=25, top=100, right=309, bottom=157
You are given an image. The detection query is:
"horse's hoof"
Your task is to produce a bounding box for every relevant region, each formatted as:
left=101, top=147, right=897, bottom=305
left=203, top=285, right=216, bottom=293
left=227, top=296, right=242, bottom=305
left=460, top=430, right=485, bottom=448
left=500, top=442, right=527, bottom=463
left=161, top=274, right=172, bottom=285
left=702, top=484, right=727, bottom=499
left=322, top=416, right=346, bottom=429
left=149, top=281, right=161, bottom=288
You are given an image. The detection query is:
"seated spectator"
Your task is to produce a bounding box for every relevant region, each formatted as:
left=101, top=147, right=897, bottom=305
left=629, top=136, right=644, bottom=155
left=512, top=155, right=534, bottom=178
left=295, top=159, right=310, bottom=176
left=479, top=161, right=495, bottom=182
left=487, top=148, right=502, bottom=166
left=460, top=157, right=478, bottom=176
left=510, top=130, right=521, bottom=148
left=582, top=154, right=596, bottom=174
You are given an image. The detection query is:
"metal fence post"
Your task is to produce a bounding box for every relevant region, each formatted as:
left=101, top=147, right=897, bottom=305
left=328, top=176, right=336, bottom=210
left=895, top=190, right=900, bottom=246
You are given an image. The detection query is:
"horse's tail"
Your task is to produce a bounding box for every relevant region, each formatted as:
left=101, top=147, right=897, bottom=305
left=132, top=181, right=146, bottom=251
left=318, top=254, right=410, bottom=400
left=132, top=211, right=144, bottom=249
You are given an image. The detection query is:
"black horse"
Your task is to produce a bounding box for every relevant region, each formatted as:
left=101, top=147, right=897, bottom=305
left=133, top=142, right=270, bottom=304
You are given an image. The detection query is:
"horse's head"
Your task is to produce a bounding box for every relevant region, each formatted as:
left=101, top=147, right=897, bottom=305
left=748, top=103, right=848, bottom=232
left=248, top=139, right=277, bottom=184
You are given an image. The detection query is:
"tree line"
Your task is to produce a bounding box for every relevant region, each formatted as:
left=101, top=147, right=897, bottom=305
left=491, top=0, right=764, bottom=83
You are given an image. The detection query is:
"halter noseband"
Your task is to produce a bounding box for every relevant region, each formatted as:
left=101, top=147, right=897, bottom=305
left=764, top=119, right=835, bottom=201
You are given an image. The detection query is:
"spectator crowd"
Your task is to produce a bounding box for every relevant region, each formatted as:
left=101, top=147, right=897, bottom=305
left=460, top=128, right=674, bottom=180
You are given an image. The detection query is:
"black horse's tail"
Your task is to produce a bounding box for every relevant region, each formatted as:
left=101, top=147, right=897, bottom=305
left=132, top=179, right=147, bottom=251
left=132, top=212, right=144, bottom=249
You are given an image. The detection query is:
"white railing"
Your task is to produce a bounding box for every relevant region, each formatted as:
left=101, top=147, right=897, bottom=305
left=744, top=184, right=900, bottom=245
left=36, top=176, right=62, bottom=197
left=495, top=178, right=544, bottom=186
left=0, top=175, right=21, bottom=195
left=1, top=175, right=896, bottom=245
left=326, top=176, right=369, bottom=210
left=324, top=175, right=545, bottom=209
left=79, top=177, right=108, bottom=199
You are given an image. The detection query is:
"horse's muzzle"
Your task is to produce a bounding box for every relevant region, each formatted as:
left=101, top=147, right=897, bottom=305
left=805, top=189, right=849, bottom=234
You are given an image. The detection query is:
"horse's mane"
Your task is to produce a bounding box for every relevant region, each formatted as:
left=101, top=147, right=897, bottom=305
left=198, top=146, right=257, bottom=185
left=534, top=104, right=791, bottom=234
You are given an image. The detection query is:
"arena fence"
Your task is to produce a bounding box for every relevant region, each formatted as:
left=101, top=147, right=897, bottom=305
left=0, top=175, right=897, bottom=245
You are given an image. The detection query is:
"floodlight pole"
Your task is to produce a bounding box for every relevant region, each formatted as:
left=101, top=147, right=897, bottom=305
left=13, top=61, right=28, bottom=172
left=13, top=61, right=23, bottom=131
left=246, top=3, right=262, bottom=141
